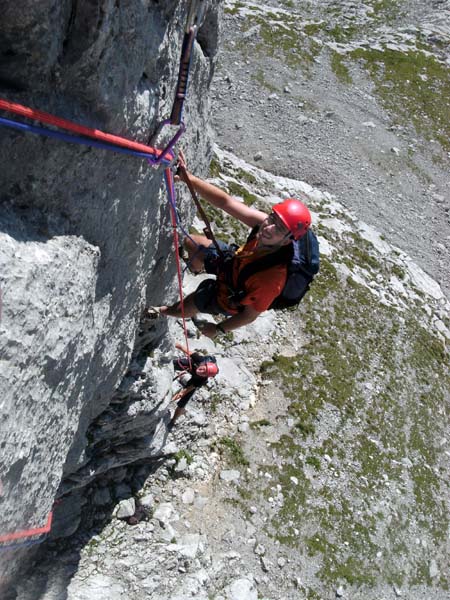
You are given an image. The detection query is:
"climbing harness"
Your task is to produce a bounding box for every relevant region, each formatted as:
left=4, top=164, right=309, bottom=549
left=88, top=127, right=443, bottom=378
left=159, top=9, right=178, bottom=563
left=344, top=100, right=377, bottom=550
left=150, top=0, right=206, bottom=164
left=171, top=0, right=206, bottom=126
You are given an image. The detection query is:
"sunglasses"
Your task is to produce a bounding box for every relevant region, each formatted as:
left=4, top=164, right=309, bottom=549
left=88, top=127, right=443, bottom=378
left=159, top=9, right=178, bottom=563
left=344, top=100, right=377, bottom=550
left=267, top=213, right=290, bottom=236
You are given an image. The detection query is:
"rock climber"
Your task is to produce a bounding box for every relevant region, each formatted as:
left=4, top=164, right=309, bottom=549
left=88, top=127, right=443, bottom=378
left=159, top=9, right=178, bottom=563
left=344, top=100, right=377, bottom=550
left=168, top=343, right=218, bottom=430
left=145, top=151, right=312, bottom=339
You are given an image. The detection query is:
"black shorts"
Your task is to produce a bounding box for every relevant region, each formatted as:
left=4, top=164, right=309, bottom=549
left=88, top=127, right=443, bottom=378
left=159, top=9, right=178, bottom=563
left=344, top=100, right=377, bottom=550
left=193, top=279, right=228, bottom=315
left=193, top=241, right=236, bottom=316
left=177, top=388, right=196, bottom=409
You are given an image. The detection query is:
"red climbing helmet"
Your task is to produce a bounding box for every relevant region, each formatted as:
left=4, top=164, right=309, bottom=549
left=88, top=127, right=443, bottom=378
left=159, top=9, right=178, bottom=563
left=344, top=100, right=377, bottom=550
left=195, top=362, right=219, bottom=378
left=272, top=198, right=311, bottom=240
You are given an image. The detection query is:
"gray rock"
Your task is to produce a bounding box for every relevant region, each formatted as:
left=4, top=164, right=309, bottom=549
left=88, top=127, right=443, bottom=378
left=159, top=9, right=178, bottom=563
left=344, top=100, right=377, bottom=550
left=0, top=0, right=220, bottom=586
left=116, top=498, right=136, bottom=519
left=182, top=488, right=196, bottom=505
left=157, top=522, right=177, bottom=543
left=169, top=533, right=203, bottom=559
left=220, top=470, right=241, bottom=482
left=260, top=557, right=271, bottom=572
left=224, top=577, right=258, bottom=600
left=153, top=502, right=177, bottom=525
left=194, top=495, right=208, bottom=509
left=192, top=411, right=207, bottom=426
left=66, top=574, right=126, bottom=600
left=429, top=559, right=439, bottom=578
left=115, top=483, right=132, bottom=500
left=174, top=457, right=189, bottom=473
left=94, top=487, right=112, bottom=507
left=139, top=493, right=155, bottom=509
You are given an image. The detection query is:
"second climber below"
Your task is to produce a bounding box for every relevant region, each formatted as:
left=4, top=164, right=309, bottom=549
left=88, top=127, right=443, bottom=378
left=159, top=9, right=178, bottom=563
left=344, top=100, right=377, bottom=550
left=147, top=151, right=312, bottom=339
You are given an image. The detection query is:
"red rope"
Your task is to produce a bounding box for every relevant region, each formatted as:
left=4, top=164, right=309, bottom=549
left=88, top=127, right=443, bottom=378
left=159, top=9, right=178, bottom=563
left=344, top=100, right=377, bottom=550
left=164, top=168, right=192, bottom=369
left=0, top=511, right=53, bottom=544
left=0, top=98, right=172, bottom=161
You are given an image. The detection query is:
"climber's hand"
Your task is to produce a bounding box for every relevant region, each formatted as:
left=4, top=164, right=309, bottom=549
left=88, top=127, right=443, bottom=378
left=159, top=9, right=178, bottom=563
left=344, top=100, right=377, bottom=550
left=192, top=317, right=217, bottom=339
left=175, top=149, right=188, bottom=182
left=199, top=322, right=218, bottom=339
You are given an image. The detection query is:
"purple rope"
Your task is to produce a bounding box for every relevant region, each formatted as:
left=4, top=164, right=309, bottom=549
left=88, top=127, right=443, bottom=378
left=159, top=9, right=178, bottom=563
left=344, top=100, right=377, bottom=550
left=0, top=535, right=48, bottom=553
left=0, top=117, right=173, bottom=164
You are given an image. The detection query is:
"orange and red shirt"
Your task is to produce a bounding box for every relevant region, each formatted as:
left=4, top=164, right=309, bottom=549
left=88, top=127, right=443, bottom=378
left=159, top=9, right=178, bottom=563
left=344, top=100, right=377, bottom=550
left=216, top=237, right=287, bottom=314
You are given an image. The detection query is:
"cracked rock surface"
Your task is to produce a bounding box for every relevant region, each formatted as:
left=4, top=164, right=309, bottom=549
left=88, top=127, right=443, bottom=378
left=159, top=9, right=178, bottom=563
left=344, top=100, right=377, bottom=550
left=0, top=0, right=221, bottom=588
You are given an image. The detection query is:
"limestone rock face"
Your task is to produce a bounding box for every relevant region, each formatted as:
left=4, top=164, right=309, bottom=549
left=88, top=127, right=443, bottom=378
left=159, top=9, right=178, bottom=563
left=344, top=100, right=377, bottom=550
left=0, top=0, right=221, bottom=587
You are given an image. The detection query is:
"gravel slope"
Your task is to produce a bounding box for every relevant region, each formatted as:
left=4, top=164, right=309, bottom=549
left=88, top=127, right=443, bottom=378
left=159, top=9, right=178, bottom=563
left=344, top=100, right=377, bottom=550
left=211, top=0, right=450, bottom=297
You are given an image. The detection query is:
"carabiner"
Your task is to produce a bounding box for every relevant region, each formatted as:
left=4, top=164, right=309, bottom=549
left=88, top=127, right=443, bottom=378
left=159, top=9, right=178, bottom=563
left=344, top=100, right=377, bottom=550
left=185, top=0, right=206, bottom=33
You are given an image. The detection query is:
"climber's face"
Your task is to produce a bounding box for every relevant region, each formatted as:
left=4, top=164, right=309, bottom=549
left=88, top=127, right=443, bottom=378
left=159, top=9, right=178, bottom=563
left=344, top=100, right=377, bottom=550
left=258, top=212, right=291, bottom=246
left=196, top=364, right=208, bottom=377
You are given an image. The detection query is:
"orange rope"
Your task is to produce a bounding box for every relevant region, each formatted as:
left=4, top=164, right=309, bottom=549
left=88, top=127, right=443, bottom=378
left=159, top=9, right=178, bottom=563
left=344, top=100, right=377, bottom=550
left=0, top=511, right=53, bottom=544
left=163, top=168, right=192, bottom=371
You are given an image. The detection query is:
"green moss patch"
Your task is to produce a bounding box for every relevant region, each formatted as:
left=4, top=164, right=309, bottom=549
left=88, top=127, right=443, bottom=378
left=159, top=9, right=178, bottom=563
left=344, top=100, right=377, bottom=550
left=250, top=236, right=449, bottom=591
left=236, top=10, right=322, bottom=71
left=226, top=180, right=259, bottom=206
left=216, top=436, right=249, bottom=467
left=207, top=144, right=449, bottom=596
left=344, top=47, right=450, bottom=151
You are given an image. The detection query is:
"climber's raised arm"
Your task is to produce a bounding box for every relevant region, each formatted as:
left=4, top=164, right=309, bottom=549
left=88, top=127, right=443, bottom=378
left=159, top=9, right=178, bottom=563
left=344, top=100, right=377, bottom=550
left=176, top=150, right=266, bottom=228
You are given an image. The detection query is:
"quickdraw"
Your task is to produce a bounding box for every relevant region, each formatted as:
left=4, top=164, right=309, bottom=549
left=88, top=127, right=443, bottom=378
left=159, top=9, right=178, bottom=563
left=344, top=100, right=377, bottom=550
left=171, top=0, right=206, bottom=126
left=150, top=0, right=206, bottom=165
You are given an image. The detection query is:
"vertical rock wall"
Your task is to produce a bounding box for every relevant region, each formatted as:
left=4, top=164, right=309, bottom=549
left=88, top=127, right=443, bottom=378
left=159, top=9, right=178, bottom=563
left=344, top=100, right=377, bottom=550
left=0, top=0, right=222, bottom=588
